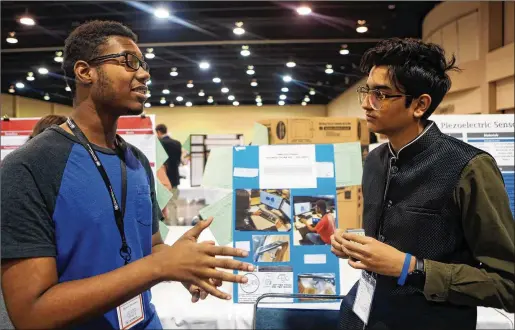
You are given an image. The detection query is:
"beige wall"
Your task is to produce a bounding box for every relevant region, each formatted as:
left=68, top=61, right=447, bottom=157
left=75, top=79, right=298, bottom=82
left=424, top=2, right=514, bottom=115
left=146, top=104, right=327, bottom=144
left=327, top=77, right=366, bottom=118
left=327, top=2, right=514, bottom=117
left=1, top=94, right=327, bottom=143
left=1, top=94, right=74, bottom=118
left=505, top=1, right=514, bottom=45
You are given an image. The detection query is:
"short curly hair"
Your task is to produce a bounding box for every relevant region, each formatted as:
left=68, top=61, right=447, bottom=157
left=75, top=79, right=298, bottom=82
left=360, top=38, right=460, bottom=119
left=62, top=20, right=137, bottom=96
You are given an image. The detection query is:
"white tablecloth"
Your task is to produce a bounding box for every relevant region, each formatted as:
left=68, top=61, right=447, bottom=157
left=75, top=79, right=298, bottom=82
left=151, top=226, right=514, bottom=329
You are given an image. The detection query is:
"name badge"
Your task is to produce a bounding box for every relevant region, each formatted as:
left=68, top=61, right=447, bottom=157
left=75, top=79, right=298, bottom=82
left=117, top=294, right=145, bottom=329
left=352, top=271, right=376, bottom=325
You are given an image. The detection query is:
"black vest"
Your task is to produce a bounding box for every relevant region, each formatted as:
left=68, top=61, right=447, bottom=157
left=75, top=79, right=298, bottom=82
left=339, top=122, right=485, bottom=330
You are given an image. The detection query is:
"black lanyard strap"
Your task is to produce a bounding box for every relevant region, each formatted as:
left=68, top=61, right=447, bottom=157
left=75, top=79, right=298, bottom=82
left=66, top=118, right=131, bottom=265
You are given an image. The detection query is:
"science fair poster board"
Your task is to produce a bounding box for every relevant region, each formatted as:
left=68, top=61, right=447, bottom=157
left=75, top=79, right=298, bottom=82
left=1, top=115, right=157, bottom=169
left=432, top=114, right=514, bottom=217
left=231, top=144, right=347, bottom=304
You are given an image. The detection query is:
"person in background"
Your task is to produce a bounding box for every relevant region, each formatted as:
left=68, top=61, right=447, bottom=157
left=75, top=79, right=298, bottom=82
left=331, top=38, right=514, bottom=330
left=28, top=114, right=67, bottom=140
left=299, top=200, right=335, bottom=245
left=155, top=124, right=182, bottom=225
left=1, top=20, right=253, bottom=330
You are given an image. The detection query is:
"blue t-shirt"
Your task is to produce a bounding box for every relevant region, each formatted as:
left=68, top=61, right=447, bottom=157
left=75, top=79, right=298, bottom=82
left=1, top=126, right=163, bottom=329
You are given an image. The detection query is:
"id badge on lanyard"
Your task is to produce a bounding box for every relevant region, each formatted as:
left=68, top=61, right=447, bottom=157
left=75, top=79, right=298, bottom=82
left=352, top=271, right=376, bottom=325
left=116, top=295, right=145, bottom=329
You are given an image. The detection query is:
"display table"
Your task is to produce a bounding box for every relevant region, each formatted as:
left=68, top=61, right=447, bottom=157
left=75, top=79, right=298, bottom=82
left=151, top=226, right=514, bottom=329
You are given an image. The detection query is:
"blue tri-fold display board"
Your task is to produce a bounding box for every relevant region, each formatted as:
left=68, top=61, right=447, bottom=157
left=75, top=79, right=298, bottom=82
left=232, top=144, right=340, bottom=304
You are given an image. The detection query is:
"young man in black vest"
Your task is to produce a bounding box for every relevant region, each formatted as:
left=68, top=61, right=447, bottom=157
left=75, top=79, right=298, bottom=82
left=331, top=38, right=514, bottom=330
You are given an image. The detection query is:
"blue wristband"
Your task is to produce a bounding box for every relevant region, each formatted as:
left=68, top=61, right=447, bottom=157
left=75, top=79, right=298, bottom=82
left=397, top=253, right=412, bottom=286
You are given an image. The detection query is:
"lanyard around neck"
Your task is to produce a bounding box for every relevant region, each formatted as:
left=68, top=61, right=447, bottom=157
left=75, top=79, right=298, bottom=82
left=66, top=118, right=131, bottom=265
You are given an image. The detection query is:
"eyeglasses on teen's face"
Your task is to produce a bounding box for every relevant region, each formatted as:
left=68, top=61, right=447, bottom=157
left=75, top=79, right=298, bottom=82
left=88, top=52, right=150, bottom=72
left=356, top=85, right=411, bottom=111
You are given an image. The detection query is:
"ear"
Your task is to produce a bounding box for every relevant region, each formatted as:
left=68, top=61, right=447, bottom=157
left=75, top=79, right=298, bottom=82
left=412, top=94, right=432, bottom=119
left=73, top=60, right=96, bottom=86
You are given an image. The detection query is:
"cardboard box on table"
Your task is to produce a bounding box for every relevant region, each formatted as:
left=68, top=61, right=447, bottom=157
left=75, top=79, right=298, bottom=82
left=258, top=117, right=367, bottom=231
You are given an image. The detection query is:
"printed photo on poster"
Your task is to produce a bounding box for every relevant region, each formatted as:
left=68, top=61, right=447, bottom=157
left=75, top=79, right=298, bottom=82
left=252, top=235, right=290, bottom=262
left=235, top=189, right=292, bottom=232
left=298, top=273, right=336, bottom=301
left=292, top=195, right=336, bottom=246
left=238, top=266, right=294, bottom=303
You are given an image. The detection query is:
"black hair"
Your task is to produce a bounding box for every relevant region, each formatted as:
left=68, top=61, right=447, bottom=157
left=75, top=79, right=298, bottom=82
left=155, top=124, right=168, bottom=134
left=360, top=37, right=460, bottom=120
left=29, top=114, right=67, bottom=140
left=62, top=20, right=138, bottom=96
left=315, top=200, right=328, bottom=215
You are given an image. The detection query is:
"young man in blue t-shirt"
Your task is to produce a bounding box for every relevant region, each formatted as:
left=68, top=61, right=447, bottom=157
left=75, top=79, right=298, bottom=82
left=1, top=20, right=253, bottom=329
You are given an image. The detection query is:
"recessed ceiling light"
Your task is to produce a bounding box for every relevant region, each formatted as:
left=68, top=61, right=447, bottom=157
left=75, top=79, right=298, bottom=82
left=176, top=96, right=184, bottom=102
left=43, top=93, right=50, bottom=101
left=325, top=64, right=334, bottom=74
left=286, top=61, right=296, bottom=68
left=19, top=16, right=36, bottom=26
left=26, top=72, right=35, bottom=81
left=144, top=102, right=151, bottom=108
left=198, top=90, right=205, bottom=97
left=65, top=85, right=71, bottom=92
left=6, top=32, right=18, bottom=44
left=221, top=87, right=229, bottom=93
left=388, top=4, right=396, bottom=10
left=246, top=65, right=255, bottom=75
left=356, top=26, right=368, bottom=33
left=279, top=94, right=287, bottom=100
left=187, top=80, right=194, bottom=88
left=8, top=85, right=15, bottom=93
left=154, top=8, right=170, bottom=18
left=145, top=91, right=151, bottom=98
left=212, top=77, right=221, bottom=83
left=233, top=101, right=240, bottom=106
left=281, top=87, right=289, bottom=93
left=282, top=75, right=292, bottom=83
left=257, top=102, right=263, bottom=107
left=207, top=96, right=214, bottom=103
left=356, top=20, right=368, bottom=33
left=228, top=95, right=235, bottom=101
left=240, top=45, right=251, bottom=57
left=15, top=82, right=25, bottom=89
left=304, top=96, right=311, bottom=102
left=38, top=67, right=49, bottom=75
left=54, top=51, right=63, bottom=63
left=169, top=103, right=175, bottom=108
left=199, top=61, right=210, bottom=70
left=250, top=79, right=258, bottom=87
left=160, top=97, right=166, bottom=104
left=185, top=101, right=193, bottom=107
left=296, top=6, right=312, bottom=16
left=170, top=67, right=178, bottom=76
left=301, top=101, right=307, bottom=106
left=233, top=21, right=245, bottom=35
left=340, top=44, right=349, bottom=55
left=162, top=88, right=170, bottom=94
left=278, top=100, right=285, bottom=106
left=145, top=48, right=155, bottom=59
left=309, top=88, right=316, bottom=95
left=255, top=95, right=262, bottom=102
left=146, top=80, right=152, bottom=86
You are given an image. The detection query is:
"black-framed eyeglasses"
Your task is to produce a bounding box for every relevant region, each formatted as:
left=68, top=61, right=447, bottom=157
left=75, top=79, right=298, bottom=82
left=88, top=52, right=150, bottom=72
left=357, top=86, right=411, bottom=111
